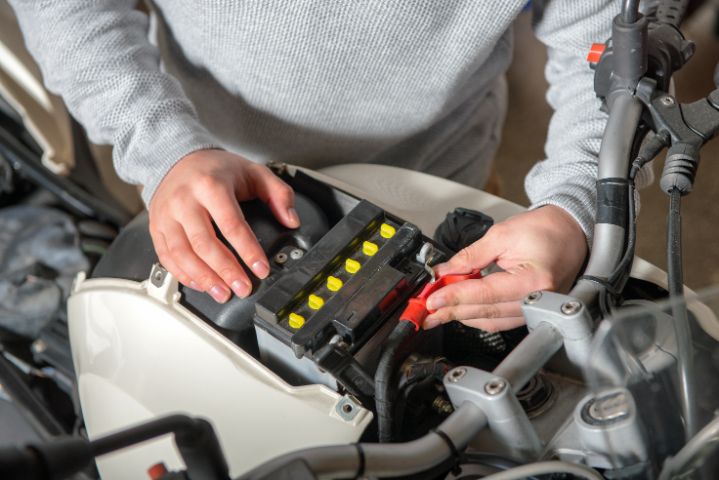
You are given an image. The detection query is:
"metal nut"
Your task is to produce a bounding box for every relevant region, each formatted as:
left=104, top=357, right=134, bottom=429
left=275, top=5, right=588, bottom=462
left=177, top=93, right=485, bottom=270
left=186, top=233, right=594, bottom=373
left=289, top=248, right=304, bottom=260
left=448, top=367, right=467, bottom=383
left=524, top=291, right=542, bottom=304
left=335, top=396, right=361, bottom=421
left=150, top=264, right=167, bottom=287
left=484, top=378, right=507, bottom=396
left=274, top=252, right=288, bottom=265
left=660, top=95, right=675, bottom=106
left=561, top=301, right=582, bottom=315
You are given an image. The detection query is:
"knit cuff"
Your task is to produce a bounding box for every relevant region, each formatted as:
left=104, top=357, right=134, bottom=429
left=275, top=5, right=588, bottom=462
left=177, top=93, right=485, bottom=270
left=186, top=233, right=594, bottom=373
left=133, top=117, right=222, bottom=206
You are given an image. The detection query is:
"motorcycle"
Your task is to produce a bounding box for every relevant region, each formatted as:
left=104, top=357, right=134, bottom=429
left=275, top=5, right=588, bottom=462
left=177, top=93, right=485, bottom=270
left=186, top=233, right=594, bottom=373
left=2, top=0, right=719, bottom=479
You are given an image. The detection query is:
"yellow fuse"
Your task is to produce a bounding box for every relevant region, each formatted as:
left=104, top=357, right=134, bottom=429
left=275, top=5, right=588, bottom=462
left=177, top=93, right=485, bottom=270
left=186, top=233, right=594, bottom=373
left=362, top=241, right=378, bottom=257
left=308, top=294, right=325, bottom=310
left=380, top=223, right=396, bottom=239
left=327, top=276, right=343, bottom=292
left=288, top=312, right=305, bottom=329
left=345, top=258, right=361, bottom=274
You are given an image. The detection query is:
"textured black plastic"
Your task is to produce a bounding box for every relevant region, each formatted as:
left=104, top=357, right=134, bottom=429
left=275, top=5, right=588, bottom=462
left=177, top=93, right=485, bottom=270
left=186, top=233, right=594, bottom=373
left=92, top=192, right=330, bottom=337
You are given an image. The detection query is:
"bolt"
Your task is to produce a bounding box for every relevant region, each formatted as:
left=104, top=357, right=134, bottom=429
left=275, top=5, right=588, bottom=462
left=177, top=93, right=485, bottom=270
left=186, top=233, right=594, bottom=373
left=274, top=252, right=288, bottom=264
left=484, top=378, right=507, bottom=396
left=31, top=339, right=47, bottom=355
left=524, top=291, right=542, bottom=304
left=561, top=301, right=582, bottom=315
left=432, top=396, right=454, bottom=415
left=587, top=392, right=630, bottom=423
left=150, top=264, right=167, bottom=287
left=660, top=95, right=675, bottom=106
left=342, top=403, right=353, bottom=414
left=448, top=367, right=467, bottom=383
left=289, top=248, right=304, bottom=260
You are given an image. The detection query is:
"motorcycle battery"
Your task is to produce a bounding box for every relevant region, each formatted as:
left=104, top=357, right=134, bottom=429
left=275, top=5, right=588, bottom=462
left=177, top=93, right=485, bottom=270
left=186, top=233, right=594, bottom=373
left=253, top=198, right=439, bottom=399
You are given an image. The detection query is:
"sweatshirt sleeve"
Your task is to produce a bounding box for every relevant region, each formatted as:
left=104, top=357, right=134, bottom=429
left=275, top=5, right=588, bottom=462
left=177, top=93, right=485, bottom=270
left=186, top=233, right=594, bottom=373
left=8, top=0, right=220, bottom=205
left=524, top=1, right=617, bottom=244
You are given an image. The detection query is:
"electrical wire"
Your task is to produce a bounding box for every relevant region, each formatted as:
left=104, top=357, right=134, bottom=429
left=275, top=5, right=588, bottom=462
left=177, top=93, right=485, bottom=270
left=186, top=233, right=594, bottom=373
left=667, top=187, right=698, bottom=440
left=478, top=460, right=603, bottom=480
left=622, top=0, right=640, bottom=23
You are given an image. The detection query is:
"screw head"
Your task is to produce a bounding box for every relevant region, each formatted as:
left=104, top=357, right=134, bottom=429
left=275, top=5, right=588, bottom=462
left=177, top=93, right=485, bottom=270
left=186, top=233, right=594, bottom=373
left=484, top=378, right=507, bottom=396
left=561, top=301, right=583, bottom=315
left=31, top=339, right=47, bottom=354
left=289, top=248, right=304, bottom=260
left=524, top=291, right=542, bottom=304
left=274, top=252, right=288, bottom=264
left=448, top=367, right=467, bottom=383
left=660, top=95, right=675, bottom=106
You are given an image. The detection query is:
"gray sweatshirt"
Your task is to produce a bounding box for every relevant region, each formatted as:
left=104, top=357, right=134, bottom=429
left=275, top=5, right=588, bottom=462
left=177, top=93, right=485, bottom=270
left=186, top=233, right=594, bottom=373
left=9, top=1, right=617, bottom=240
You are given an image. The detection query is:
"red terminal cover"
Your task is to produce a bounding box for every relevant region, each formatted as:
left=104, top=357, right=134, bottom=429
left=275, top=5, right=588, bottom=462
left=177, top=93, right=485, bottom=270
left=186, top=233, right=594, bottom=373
left=399, top=270, right=483, bottom=330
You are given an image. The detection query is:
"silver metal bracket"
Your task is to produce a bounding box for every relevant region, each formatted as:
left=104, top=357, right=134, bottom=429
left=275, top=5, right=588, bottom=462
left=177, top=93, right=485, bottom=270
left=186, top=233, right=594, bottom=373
left=147, top=263, right=180, bottom=304
left=522, top=291, right=594, bottom=368
left=553, top=387, right=648, bottom=470
left=444, top=366, right=542, bottom=460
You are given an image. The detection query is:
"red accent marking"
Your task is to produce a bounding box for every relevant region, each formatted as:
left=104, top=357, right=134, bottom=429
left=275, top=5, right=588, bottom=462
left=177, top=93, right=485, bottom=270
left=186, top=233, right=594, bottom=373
left=148, top=462, right=169, bottom=480
left=587, top=43, right=606, bottom=63
left=399, top=270, right=483, bottom=330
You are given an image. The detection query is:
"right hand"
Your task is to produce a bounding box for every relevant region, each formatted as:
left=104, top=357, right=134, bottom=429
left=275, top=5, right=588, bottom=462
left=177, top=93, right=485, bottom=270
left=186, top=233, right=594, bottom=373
left=148, top=149, right=300, bottom=303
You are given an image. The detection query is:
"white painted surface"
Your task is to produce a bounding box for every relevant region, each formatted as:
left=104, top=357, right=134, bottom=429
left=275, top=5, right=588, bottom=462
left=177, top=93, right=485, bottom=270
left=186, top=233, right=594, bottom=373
left=69, top=274, right=371, bottom=479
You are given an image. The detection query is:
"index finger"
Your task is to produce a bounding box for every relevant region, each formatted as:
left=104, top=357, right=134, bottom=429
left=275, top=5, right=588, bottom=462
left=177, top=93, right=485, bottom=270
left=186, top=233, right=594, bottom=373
left=200, top=185, right=270, bottom=280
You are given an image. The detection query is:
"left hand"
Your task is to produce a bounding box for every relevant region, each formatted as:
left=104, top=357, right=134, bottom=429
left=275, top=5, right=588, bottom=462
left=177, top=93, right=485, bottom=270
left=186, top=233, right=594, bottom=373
left=423, top=205, right=588, bottom=332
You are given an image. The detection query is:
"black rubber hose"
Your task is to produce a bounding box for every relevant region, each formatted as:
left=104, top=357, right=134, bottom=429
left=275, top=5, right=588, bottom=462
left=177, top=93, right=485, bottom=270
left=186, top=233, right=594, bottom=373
left=375, top=320, right=418, bottom=443
left=667, top=188, right=697, bottom=440
left=91, top=414, right=229, bottom=479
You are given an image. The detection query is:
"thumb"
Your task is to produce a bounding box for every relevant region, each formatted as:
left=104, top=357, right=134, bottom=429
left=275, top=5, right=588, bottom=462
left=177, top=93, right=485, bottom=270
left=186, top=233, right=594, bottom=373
left=434, top=233, right=501, bottom=277
left=249, top=165, right=300, bottom=228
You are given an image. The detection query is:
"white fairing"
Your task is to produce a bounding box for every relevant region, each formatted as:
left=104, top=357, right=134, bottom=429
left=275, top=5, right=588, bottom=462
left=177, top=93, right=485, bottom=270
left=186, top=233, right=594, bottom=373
left=68, top=272, right=371, bottom=479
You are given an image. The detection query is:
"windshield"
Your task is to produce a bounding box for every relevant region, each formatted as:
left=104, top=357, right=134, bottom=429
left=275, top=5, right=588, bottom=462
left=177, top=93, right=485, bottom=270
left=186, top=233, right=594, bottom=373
left=584, top=286, right=719, bottom=479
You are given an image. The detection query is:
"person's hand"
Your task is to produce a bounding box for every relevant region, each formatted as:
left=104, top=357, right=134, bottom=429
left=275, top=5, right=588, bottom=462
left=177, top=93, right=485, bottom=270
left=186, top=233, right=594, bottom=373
left=423, top=206, right=587, bottom=332
left=148, top=149, right=299, bottom=303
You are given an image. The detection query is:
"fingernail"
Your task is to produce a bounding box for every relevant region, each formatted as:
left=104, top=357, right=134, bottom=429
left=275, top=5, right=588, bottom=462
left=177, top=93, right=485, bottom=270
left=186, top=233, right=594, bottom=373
left=426, top=296, right=446, bottom=311
left=252, top=261, right=270, bottom=278
left=189, top=281, right=200, bottom=290
left=209, top=285, right=230, bottom=303
left=287, top=207, right=300, bottom=227
left=231, top=280, right=251, bottom=298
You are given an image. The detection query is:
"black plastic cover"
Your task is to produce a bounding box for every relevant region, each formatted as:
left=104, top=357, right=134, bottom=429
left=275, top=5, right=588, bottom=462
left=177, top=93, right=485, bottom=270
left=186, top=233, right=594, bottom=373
left=92, top=192, right=330, bottom=336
